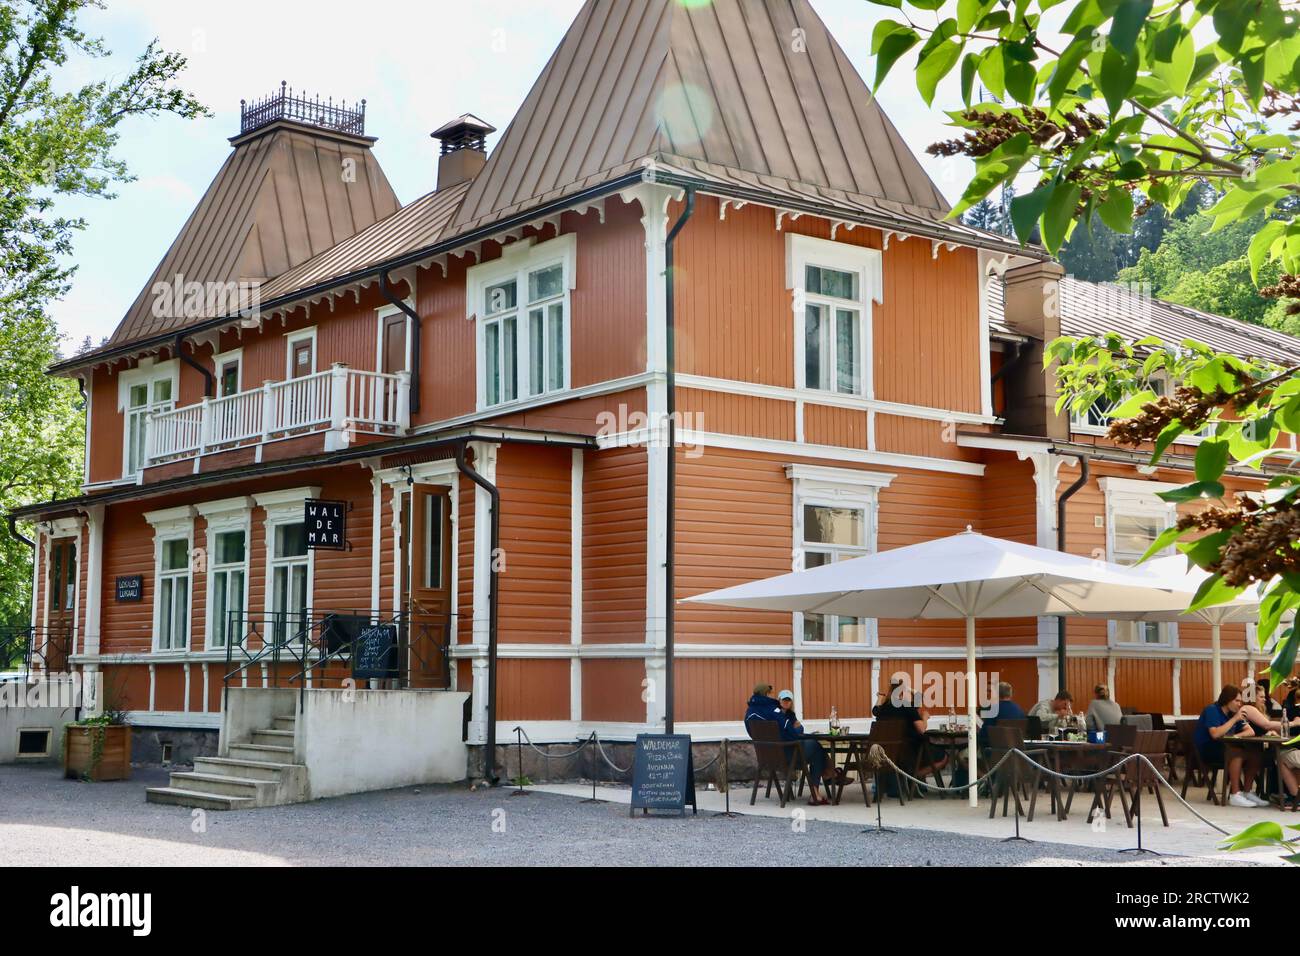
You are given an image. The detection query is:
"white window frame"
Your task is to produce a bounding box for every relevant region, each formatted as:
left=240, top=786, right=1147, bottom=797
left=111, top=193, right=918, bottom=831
left=1101, top=477, right=1179, bottom=648
left=1071, top=371, right=1211, bottom=442
left=787, top=464, right=894, bottom=648
left=375, top=301, right=414, bottom=373
left=254, top=487, right=321, bottom=644
left=285, top=327, right=318, bottom=379
left=143, top=505, right=195, bottom=654
left=196, top=497, right=253, bottom=651
left=213, top=347, right=244, bottom=397
left=467, top=234, right=577, bottom=411
left=118, top=358, right=179, bottom=479
left=786, top=233, right=882, bottom=400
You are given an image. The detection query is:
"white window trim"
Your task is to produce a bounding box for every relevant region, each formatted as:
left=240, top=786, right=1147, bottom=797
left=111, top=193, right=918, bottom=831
left=254, top=487, right=321, bottom=637
left=787, top=464, right=894, bottom=648
left=1071, top=371, right=1209, bottom=443
left=213, top=347, right=244, bottom=396
left=196, top=496, right=253, bottom=651
left=1100, top=477, right=1180, bottom=648
left=118, top=358, right=180, bottom=479
left=786, top=233, right=882, bottom=401
left=143, top=505, right=195, bottom=654
left=375, top=301, right=414, bottom=373
left=467, top=233, right=577, bottom=411
left=284, top=327, right=318, bottom=379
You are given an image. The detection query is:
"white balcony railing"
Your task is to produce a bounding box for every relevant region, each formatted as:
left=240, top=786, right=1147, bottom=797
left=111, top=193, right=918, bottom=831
left=146, top=364, right=410, bottom=465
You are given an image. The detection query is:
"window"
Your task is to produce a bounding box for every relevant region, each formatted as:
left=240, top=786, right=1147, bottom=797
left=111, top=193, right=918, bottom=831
left=422, top=492, right=443, bottom=589
left=801, top=504, right=869, bottom=643
left=157, top=538, right=190, bottom=650
left=209, top=530, right=246, bottom=648
left=1072, top=375, right=1212, bottom=440
left=469, top=234, right=575, bottom=409
left=214, top=349, right=242, bottom=397
left=270, top=522, right=309, bottom=642
left=121, top=364, right=177, bottom=477
left=787, top=464, right=893, bottom=647
left=786, top=234, right=882, bottom=399
left=1103, top=479, right=1177, bottom=646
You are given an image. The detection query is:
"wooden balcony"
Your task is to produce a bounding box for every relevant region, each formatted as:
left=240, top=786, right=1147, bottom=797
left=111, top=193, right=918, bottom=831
left=146, top=364, right=409, bottom=465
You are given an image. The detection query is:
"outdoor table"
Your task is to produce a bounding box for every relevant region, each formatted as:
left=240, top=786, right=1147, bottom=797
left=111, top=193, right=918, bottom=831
left=1024, top=740, right=1110, bottom=821
left=1223, top=735, right=1288, bottom=802
left=808, top=733, right=873, bottom=807
left=923, top=729, right=970, bottom=796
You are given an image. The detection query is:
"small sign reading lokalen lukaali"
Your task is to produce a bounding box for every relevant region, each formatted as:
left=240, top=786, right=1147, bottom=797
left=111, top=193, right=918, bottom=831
left=629, top=733, right=696, bottom=816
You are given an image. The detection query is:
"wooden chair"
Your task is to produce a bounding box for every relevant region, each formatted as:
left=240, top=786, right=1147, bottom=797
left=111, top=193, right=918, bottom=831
left=1106, top=723, right=1137, bottom=753
left=746, top=719, right=804, bottom=808
left=1117, top=730, right=1171, bottom=827
left=1025, top=715, right=1043, bottom=741
left=1176, top=718, right=1222, bottom=805
left=867, top=718, right=912, bottom=806
left=985, top=725, right=1057, bottom=821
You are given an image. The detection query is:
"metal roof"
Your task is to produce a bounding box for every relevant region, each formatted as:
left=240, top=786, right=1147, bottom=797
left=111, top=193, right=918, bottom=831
left=989, top=274, right=1300, bottom=365
left=97, top=122, right=400, bottom=354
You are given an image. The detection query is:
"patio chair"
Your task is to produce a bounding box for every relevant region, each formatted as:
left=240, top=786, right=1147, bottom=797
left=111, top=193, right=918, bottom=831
left=1116, top=730, right=1171, bottom=827
left=1121, top=713, right=1152, bottom=730
left=1176, top=719, right=1222, bottom=805
left=1106, top=723, right=1137, bottom=753
left=985, top=725, right=1057, bottom=822
left=746, top=719, right=805, bottom=808
left=1025, top=715, right=1043, bottom=741
left=866, top=718, right=912, bottom=806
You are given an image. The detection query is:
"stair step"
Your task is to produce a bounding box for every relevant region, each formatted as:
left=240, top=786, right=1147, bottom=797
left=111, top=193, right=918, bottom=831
left=227, top=743, right=295, bottom=762
left=146, top=787, right=254, bottom=811
left=168, top=771, right=273, bottom=798
left=194, top=756, right=301, bottom=781
left=272, top=716, right=297, bottom=730
left=251, top=730, right=295, bottom=747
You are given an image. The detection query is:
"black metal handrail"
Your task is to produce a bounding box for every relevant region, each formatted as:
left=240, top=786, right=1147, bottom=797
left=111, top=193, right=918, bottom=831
left=0, top=625, right=72, bottom=678
left=240, top=82, right=366, bottom=136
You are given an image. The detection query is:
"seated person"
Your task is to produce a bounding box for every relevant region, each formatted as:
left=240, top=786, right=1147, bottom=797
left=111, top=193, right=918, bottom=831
left=776, top=690, right=838, bottom=806
left=1196, top=684, right=1268, bottom=808
left=1030, top=690, right=1075, bottom=736
left=978, top=681, right=1026, bottom=745
left=744, top=682, right=782, bottom=724
left=1086, top=684, right=1123, bottom=732
left=873, top=678, right=946, bottom=777
left=1279, top=678, right=1300, bottom=811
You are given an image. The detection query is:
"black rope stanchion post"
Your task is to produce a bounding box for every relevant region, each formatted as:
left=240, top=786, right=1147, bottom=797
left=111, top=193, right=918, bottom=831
left=511, top=726, right=530, bottom=797
left=711, top=738, right=738, bottom=819
left=580, top=732, right=600, bottom=804
left=1000, top=752, right=1031, bottom=844
left=1118, top=754, right=1160, bottom=856
left=862, top=745, right=896, bottom=835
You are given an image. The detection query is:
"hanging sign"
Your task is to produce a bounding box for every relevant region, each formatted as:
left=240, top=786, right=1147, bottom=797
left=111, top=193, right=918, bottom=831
left=304, top=499, right=347, bottom=550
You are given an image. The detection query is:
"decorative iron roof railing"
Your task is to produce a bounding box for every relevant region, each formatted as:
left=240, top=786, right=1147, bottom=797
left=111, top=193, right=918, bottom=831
left=240, top=82, right=366, bottom=137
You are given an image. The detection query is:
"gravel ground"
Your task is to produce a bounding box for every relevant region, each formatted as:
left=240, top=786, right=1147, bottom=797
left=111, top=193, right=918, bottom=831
left=0, top=764, right=1265, bottom=866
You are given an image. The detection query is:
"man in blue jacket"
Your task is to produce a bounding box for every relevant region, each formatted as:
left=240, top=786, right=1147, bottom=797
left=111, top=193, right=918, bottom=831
left=744, top=683, right=783, bottom=724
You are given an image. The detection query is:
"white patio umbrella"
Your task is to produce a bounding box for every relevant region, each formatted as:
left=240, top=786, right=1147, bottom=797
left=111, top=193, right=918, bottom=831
left=685, top=530, right=1194, bottom=806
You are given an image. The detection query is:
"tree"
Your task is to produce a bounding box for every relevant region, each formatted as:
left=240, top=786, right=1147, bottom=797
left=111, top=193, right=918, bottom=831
left=868, top=0, right=1300, bottom=691
left=0, top=0, right=207, bottom=630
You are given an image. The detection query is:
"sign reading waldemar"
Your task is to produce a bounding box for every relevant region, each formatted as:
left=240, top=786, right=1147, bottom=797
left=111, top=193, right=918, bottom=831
left=304, top=499, right=347, bottom=550
left=629, top=734, right=697, bottom=817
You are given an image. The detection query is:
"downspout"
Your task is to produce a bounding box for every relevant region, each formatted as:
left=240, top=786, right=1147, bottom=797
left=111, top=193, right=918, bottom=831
left=456, top=441, right=499, bottom=784
left=663, top=186, right=695, bottom=735
left=176, top=334, right=214, bottom=398
left=379, top=271, right=421, bottom=415
left=989, top=340, right=1025, bottom=419
left=7, top=515, right=34, bottom=550
left=1055, top=452, right=1090, bottom=694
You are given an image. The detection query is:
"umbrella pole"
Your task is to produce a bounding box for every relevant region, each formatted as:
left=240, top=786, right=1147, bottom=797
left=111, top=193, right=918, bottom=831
left=1212, top=622, right=1222, bottom=693
left=967, top=614, right=978, bottom=808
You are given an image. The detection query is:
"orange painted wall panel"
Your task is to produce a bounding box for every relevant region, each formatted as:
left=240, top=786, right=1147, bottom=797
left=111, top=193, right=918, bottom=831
left=1115, top=657, right=1175, bottom=714
left=497, top=444, right=572, bottom=642
left=1181, top=659, right=1216, bottom=715
left=675, top=658, right=793, bottom=723
left=583, top=446, right=647, bottom=642
left=803, top=403, right=866, bottom=448
left=802, top=658, right=873, bottom=719
left=496, top=658, right=569, bottom=721
left=581, top=659, right=646, bottom=722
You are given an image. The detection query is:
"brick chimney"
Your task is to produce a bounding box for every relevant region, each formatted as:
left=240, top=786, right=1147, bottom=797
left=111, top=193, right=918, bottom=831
left=999, top=259, right=1068, bottom=440
left=431, top=114, right=494, bottom=190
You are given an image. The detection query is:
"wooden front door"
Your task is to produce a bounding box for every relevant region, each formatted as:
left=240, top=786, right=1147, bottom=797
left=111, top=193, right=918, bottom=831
left=381, top=314, right=407, bottom=374
left=45, top=538, right=76, bottom=671
left=401, top=484, right=452, bottom=688
left=290, top=337, right=314, bottom=378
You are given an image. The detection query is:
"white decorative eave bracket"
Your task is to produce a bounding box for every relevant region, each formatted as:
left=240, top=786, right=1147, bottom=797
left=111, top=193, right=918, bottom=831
left=719, top=199, right=747, bottom=220
left=774, top=208, right=804, bottom=231
left=932, top=240, right=960, bottom=259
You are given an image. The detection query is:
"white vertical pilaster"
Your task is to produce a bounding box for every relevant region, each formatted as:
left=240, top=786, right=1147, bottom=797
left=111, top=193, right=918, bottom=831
left=570, top=448, right=583, bottom=721
left=468, top=440, right=499, bottom=744
left=81, top=505, right=105, bottom=659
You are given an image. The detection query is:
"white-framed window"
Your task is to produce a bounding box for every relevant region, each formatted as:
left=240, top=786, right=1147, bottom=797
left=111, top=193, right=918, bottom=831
left=786, top=233, right=882, bottom=399
left=1071, top=373, right=1212, bottom=440
left=143, top=505, right=195, bottom=652
left=254, top=488, right=320, bottom=645
left=1102, top=477, right=1178, bottom=646
left=213, top=348, right=243, bottom=398
left=375, top=302, right=413, bottom=375
left=467, top=234, right=576, bottom=410
left=119, top=359, right=179, bottom=477
left=197, top=497, right=252, bottom=650
left=787, top=464, right=894, bottom=647
left=285, top=327, right=318, bottom=379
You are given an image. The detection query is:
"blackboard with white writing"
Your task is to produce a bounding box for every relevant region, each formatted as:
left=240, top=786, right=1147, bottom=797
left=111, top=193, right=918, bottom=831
left=305, top=499, right=347, bottom=550
left=629, top=734, right=696, bottom=816
left=352, top=624, right=399, bottom=680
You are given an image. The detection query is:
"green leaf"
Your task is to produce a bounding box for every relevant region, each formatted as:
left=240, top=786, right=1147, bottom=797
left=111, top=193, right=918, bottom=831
left=1248, top=219, right=1285, bottom=285
left=873, top=28, right=920, bottom=90
left=1048, top=35, right=1093, bottom=107
left=1108, top=387, right=1156, bottom=419
left=1004, top=48, right=1038, bottom=104
left=1151, top=420, right=1186, bottom=461
left=1269, top=627, right=1299, bottom=688
left=1009, top=182, right=1054, bottom=244
left=1042, top=182, right=1081, bottom=253
left=1213, top=3, right=1248, bottom=55
left=1109, top=0, right=1152, bottom=55
left=1095, top=188, right=1134, bottom=233
left=1138, top=523, right=1187, bottom=563
left=1194, top=439, right=1230, bottom=483
left=1187, top=572, right=1245, bottom=614
left=977, top=45, right=1006, bottom=100
left=917, top=40, right=963, bottom=106
left=1157, top=480, right=1224, bottom=504
left=1098, top=46, right=1138, bottom=116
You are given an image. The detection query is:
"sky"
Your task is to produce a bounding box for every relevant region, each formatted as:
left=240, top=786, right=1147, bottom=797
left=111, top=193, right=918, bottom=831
left=49, top=0, right=989, bottom=351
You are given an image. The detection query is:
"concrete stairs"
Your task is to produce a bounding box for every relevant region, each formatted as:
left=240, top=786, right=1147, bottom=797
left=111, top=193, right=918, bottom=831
left=146, top=714, right=308, bottom=810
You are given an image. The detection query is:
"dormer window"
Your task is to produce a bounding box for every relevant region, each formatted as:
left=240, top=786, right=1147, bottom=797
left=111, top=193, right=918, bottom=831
left=468, top=234, right=576, bottom=410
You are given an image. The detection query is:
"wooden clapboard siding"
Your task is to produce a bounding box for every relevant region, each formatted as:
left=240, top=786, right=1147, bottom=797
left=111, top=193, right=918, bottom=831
left=1066, top=657, right=1109, bottom=703
left=1180, top=659, right=1215, bottom=715
left=1115, top=657, right=1174, bottom=714
left=874, top=414, right=982, bottom=462
left=567, top=202, right=646, bottom=388
left=801, top=658, right=873, bottom=718
left=581, top=659, right=646, bottom=722
left=87, top=367, right=121, bottom=484
left=417, top=256, right=475, bottom=422
left=310, top=467, right=375, bottom=614
left=675, top=658, right=793, bottom=723
left=496, top=658, right=570, bottom=720
left=980, top=456, right=1037, bottom=544
left=100, top=501, right=159, bottom=656
left=497, top=444, right=572, bottom=642
left=153, top=664, right=183, bottom=712
left=676, top=388, right=795, bottom=442
left=583, top=446, right=647, bottom=642
left=100, top=662, right=150, bottom=713
left=803, top=403, right=866, bottom=448
left=883, top=657, right=1037, bottom=711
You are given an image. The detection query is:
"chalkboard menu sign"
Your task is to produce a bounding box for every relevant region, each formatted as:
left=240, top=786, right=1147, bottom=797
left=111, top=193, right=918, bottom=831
left=305, top=499, right=347, bottom=550
left=629, top=734, right=697, bottom=816
left=115, top=575, right=143, bottom=602
left=352, top=624, right=399, bottom=680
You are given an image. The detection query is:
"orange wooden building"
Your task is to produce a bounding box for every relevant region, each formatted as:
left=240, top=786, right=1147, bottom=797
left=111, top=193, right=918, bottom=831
left=12, top=0, right=1298, bottom=786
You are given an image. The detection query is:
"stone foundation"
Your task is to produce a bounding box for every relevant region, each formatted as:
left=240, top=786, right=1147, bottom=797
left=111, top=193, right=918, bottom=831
left=130, top=726, right=219, bottom=766
left=470, top=739, right=762, bottom=787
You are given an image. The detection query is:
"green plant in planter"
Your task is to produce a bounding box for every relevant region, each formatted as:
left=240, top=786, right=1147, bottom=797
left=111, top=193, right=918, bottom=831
left=1218, top=821, right=1300, bottom=865
left=71, top=707, right=129, bottom=783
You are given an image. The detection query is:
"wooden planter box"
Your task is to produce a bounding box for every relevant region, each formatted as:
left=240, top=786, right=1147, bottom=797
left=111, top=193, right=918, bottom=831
left=63, top=725, right=132, bottom=781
